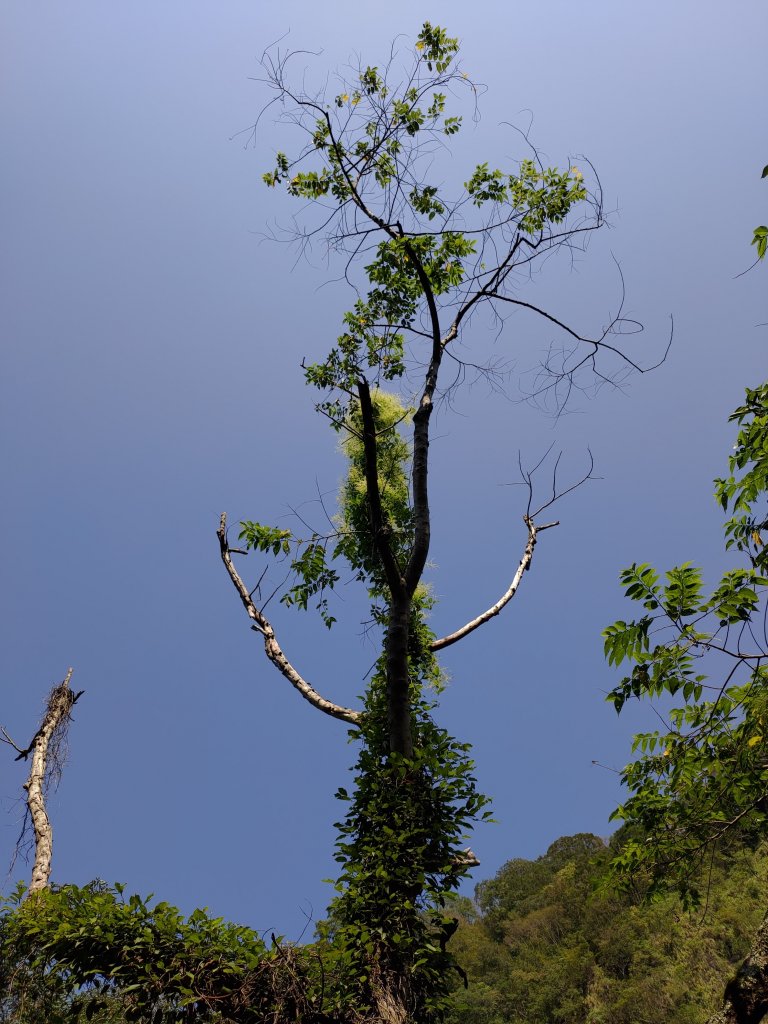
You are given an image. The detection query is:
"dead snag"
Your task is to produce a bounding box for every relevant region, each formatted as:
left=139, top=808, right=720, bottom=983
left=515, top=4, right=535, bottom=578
left=1, top=669, right=84, bottom=893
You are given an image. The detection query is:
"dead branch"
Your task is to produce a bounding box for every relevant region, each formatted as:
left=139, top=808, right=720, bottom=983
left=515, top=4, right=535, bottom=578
left=2, top=669, right=83, bottom=894
left=217, top=513, right=361, bottom=725
left=451, top=846, right=480, bottom=868
left=430, top=517, right=557, bottom=652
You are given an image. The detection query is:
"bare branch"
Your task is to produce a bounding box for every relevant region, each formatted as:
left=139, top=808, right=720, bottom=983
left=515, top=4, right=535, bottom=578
left=0, top=726, right=26, bottom=757
left=217, top=514, right=360, bottom=724
left=432, top=445, right=596, bottom=652
left=528, top=449, right=598, bottom=519
left=431, top=516, right=557, bottom=652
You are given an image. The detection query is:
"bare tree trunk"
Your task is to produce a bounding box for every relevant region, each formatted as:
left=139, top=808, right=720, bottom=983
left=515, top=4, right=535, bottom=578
left=1, top=669, right=83, bottom=894
left=707, top=910, right=768, bottom=1024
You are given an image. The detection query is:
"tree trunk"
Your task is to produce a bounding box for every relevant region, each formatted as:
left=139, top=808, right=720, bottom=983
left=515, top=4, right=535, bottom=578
left=22, top=671, right=80, bottom=893
left=386, top=599, right=413, bottom=758
left=707, top=910, right=768, bottom=1024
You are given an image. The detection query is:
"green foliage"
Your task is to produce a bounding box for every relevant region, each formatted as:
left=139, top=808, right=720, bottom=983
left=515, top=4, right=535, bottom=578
left=239, top=391, right=415, bottom=631
left=603, top=382, right=768, bottom=901
left=7, top=834, right=763, bottom=1024
left=238, top=380, right=487, bottom=1019
left=1, top=891, right=74, bottom=1024
left=237, top=522, right=291, bottom=556
left=445, top=832, right=768, bottom=1024
left=325, top=678, right=490, bottom=1021
left=750, top=164, right=768, bottom=260
left=261, top=22, right=589, bottom=430
left=715, top=382, right=768, bottom=571
left=0, top=881, right=325, bottom=1023
left=415, top=23, right=460, bottom=74
left=474, top=834, right=606, bottom=942
left=335, top=390, right=413, bottom=590
left=465, top=159, right=586, bottom=232
left=303, top=231, right=478, bottom=412
left=239, top=521, right=339, bottom=628
left=321, top=386, right=489, bottom=1018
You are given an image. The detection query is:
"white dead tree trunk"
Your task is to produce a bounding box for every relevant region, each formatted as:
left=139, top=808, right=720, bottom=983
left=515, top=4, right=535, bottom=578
left=1, top=668, right=83, bottom=893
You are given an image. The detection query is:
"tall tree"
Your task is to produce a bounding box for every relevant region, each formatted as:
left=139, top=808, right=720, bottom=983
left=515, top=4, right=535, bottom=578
left=217, top=23, right=661, bottom=1022
left=0, top=25, right=662, bottom=1024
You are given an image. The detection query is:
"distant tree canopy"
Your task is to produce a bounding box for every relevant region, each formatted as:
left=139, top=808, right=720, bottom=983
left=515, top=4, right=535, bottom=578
left=474, top=833, right=607, bottom=939
left=445, top=830, right=768, bottom=1024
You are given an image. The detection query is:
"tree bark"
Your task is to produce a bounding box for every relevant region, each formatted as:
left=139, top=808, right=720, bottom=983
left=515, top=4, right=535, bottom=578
left=430, top=517, right=543, bottom=651
left=707, top=910, right=768, bottom=1024
left=217, top=514, right=360, bottom=724
left=21, top=670, right=80, bottom=893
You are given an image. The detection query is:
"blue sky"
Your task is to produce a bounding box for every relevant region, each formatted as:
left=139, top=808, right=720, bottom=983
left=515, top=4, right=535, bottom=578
left=1, top=1, right=765, bottom=939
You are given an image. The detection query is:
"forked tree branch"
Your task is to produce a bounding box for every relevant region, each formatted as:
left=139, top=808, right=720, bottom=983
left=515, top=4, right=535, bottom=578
left=430, top=517, right=557, bottom=652
left=217, top=514, right=360, bottom=724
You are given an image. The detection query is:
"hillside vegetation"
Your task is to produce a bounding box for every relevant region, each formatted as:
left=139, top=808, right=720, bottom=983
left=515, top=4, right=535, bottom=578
left=445, top=832, right=767, bottom=1024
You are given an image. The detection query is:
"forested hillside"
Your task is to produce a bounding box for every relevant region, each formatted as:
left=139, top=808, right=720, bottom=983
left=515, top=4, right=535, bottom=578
left=446, top=833, right=768, bottom=1024
left=4, top=830, right=764, bottom=1023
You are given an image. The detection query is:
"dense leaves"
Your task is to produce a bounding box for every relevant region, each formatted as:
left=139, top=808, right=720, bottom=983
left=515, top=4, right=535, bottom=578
left=716, top=383, right=768, bottom=573
left=6, top=831, right=765, bottom=1024
left=0, top=882, right=326, bottom=1023
left=444, top=831, right=768, bottom=1024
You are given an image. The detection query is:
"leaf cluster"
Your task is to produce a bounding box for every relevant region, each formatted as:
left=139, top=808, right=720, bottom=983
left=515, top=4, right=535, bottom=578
left=465, top=158, right=586, bottom=233
left=238, top=390, right=415, bottom=628
left=0, top=882, right=327, bottom=1023
left=716, top=381, right=768, bottom=571
left=750, top=163, right=768, bottom=261
left=603, top=381, right=768, bottom=901
left=324, top=667, right=491, bottom=1022
left=257, top=21, right=599, bottom=429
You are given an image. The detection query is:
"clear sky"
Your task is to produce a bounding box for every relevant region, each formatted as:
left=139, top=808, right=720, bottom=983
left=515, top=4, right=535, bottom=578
left=1, top=1, right=765, bottom=940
